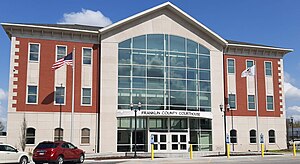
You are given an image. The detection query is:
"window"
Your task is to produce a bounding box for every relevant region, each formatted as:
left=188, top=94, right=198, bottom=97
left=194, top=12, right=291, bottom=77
left=56, top=46, right=66, bottom=61
left=230, top=129, right=237, bottom=143
left=170, top=118, right=187, bottom=130
left=27, top=85, right=37, bottom=104
left=267, top=96, right=273, bottom=110
left=228, top=94, right=236, bottom=109
left=118, top=35, right=211, bottom=113
left=269, top=130, right=275, bottom=143
left=82, top=88, right=91, bottom=105
left=26, top=128, right=35, bottom=144
left=249, top=129, right=256, bottom=143
left=55, top=86, right=65, bottom=104
left=248, top=95, right=255, bottom=110
left=54, top=128, right=63, bottom=141
left=227, top=59, right=235, bottom=74
left=265, top=61, right=272, bottom=76
left=81, top=128, right=90, bottom=144
left=0, top=145, right=16, bottom=152
left=246, top=60, right=254, bottom=68
left=29, top=43, right=39, bottom=61
left=83, top=48, right=92, bottom=64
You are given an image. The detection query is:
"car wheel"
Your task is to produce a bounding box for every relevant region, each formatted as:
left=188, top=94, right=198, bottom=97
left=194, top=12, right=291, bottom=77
left=78, top=154, right=85, bottom=163
left=19, top=156, right=28, bottom=164
left=56, top=155, right=64, bottom=164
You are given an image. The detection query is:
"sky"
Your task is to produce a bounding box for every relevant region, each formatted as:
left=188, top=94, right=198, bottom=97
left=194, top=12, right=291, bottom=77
left=0, top=0, right=300, bottom=128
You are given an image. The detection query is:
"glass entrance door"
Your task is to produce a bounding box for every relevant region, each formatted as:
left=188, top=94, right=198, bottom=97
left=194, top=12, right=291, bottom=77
left=149, top=132, right=188, bottom=152
left=171, top=133, right=188, bottom=151
left=151, top=133, right=167, bottom=151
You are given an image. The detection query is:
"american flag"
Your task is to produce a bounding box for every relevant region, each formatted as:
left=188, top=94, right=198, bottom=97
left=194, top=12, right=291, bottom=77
left=52, top=52, right=73, bottom=70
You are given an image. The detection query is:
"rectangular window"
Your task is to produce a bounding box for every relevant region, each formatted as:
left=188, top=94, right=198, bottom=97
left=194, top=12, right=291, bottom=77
left=56, top=46, right=66, bottom=61
left=269, top=130, right=275, bottom=143
left=83, top=48, right=92, bottom=64
left=82, top=88, right=91, bottom=105
left=267, top=96, right=274, bottom=110
left=228, top=94, right=236, bottom=109
left=27, top=85, right=37, bottom=104
left=248, top=95, right=255, bottom=110
left=55, top=86, right=65, bottom=104
left=265, top=61, right=272, bottom=76
left=246, top=60, right=254, bottom=68
left=227, top=59, right=235, bottom=74
left=230, top=130, right=237, bottom=143
left=249, top=130, right=256, bottom=143
left=54, top=128, right=63, bottom=141
left=29, top=43, right=39, bottom=61
left=81, top=128, right=90, bottom=144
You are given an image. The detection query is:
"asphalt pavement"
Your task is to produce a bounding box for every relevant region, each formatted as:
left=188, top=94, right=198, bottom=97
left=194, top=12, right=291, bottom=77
left=27, top=153, right=300, bottom=164
left=81, top=154, right=300, bottom=164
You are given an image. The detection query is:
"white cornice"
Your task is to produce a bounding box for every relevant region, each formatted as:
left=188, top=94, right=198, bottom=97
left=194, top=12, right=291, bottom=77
left=99, top=2, right=227, bottom=45
left=1, top=23, right=99, bottom=34
left=227, top=43, right=293, bottom=52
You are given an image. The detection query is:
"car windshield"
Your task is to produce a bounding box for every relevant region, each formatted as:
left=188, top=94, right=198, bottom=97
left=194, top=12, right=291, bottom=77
left=36, top=143, right=59, bottom=149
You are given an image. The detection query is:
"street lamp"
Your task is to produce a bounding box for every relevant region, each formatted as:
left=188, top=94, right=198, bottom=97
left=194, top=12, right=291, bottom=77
left=291, top=117, right=294, bottom=143
left=130, top=102, right=142, bottom=158
left=220, top=104, right=228, bottom=155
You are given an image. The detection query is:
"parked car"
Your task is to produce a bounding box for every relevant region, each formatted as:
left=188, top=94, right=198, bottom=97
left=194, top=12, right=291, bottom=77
left=33, top=141, right=84, bottom=164
left=0, top=144, right=29, bottom=164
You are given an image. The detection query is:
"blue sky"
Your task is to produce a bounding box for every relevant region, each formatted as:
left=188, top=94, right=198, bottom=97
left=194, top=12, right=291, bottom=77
left=0, top=0, right=300, bottom=126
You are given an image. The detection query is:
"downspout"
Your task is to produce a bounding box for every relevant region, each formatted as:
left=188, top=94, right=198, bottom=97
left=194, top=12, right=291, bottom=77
left=96, top=32, right=101, bottom=153
left=222, top=44, right=228, bottom=151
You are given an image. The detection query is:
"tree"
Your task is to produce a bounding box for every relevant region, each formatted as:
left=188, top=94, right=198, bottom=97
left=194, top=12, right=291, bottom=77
left=19, top=115, right=27, bottom=151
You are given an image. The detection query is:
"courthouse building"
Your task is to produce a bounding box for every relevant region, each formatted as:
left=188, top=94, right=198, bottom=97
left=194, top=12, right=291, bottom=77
left=1, top=2, right=292, bottom=154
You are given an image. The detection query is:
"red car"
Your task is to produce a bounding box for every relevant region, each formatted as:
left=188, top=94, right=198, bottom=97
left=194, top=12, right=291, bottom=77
left=33, top=141, right=84, bottom=164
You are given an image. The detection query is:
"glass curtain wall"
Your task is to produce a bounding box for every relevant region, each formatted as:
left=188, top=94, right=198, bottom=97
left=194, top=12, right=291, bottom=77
left=118, top=34, right=211, bottom=111
left=117, top=34, right=212, bottom=152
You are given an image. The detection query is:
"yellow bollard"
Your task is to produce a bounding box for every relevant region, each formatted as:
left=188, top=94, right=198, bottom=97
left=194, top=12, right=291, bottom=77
left=261, top=144, right=264, bottom=157
left=151, top=144, right=154, bottom=160
left=227, top=143, right=230, bottom=158
left=293, top=143, right=296, bottom=157
left=190, top=144, right=193, bottom=160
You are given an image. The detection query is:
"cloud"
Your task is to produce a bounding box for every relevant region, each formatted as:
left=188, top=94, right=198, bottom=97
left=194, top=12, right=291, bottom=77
left=284, top=82, right=300, bottom=100
left=284, top=72, right=300, bottom=101
left=286, top=106, right=300, bottom=120
left=0, top=88, right=6, bottom=100
left=284, top=72, right=295, bottom=84
left=58, top=9, right=112, bottom=27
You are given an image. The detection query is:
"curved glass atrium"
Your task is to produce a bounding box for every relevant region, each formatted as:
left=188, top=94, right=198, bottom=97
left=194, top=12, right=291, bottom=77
left=118, top=34, right=211, bottom=111
left=117, top=34, right=212, bottom=152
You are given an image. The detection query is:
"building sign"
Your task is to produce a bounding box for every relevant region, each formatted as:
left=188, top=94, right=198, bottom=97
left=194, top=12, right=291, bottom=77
left=117, top=110, right=213, bottom=119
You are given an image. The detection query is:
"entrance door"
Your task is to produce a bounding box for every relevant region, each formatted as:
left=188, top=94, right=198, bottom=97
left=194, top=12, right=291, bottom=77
left=170, top=133, right=188, bottom=151
left=151, top=133, right=167, bottom=151
left=149, top=132, right=188, bottom=152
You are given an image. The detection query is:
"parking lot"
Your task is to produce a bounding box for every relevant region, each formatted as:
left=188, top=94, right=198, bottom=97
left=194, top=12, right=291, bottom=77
left=73, top=155, right=300, bottom=164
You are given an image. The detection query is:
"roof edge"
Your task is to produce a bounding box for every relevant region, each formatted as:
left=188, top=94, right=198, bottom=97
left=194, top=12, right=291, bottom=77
left=99, top=2, right=227, bottom=45
left=227, top=43, right=293, bottom=52
left=1, top=22, right=99, bottom=34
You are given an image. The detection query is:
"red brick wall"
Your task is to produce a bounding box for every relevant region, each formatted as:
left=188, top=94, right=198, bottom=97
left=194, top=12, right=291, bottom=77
left=224, top=54, right=282, bottom=117
left=13, top=37, right=99, bottom=113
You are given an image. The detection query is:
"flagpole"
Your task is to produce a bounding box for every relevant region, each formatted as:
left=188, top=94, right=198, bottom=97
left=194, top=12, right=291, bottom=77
left=71, top=47, right=75, bottom=142
left=254, top=64, right=259, bottom=152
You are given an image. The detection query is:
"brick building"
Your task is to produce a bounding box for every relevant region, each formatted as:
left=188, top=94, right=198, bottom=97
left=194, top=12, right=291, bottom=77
left=1, top=2, right=292, bottom=154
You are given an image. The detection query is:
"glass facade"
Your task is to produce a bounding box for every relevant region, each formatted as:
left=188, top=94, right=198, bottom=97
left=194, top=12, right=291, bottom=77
left=118, top=34, right=211, bottom=111
left=117, top=34, right=212, bottom=152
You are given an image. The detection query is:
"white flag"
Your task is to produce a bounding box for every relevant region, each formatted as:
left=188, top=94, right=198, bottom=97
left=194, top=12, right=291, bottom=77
left=241, top=65, right=255, bottom=77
